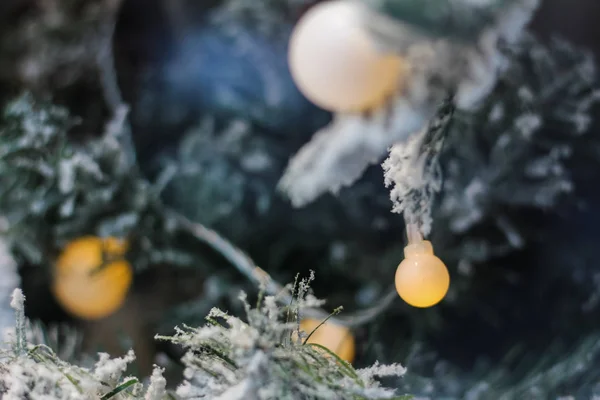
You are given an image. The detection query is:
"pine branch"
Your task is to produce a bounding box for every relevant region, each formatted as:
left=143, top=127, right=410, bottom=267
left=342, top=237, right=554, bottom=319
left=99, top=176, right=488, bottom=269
left=0, top=281, right=409, bottom=399
left=280, top=0, right=540, bottom=206
left=383, top=99, right=455, bottom=236
left=434, top=34, right=600, bottom=263
left=367, top=0, right=514, bottom=42
left=167, top=209, right=399, bottom=328
left=1, top=291, right=146, bottom=399
left=157, top=275, right=408, bottom=399
left=0, top=94, right=200, bottom=271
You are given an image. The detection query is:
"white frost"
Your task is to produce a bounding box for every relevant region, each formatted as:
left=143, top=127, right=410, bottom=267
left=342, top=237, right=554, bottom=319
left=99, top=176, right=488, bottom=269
left=0, top=238, right=20, bottom=342
left=279, top=0, right=540, bottom=214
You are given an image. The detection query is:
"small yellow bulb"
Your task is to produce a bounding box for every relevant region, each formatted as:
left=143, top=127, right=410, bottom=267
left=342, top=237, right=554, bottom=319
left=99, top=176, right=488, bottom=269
left=288, top=0, right=406, bottom=113
left=395, top=240, right=450, bottom=308
left=299, top=318, right=356, bottom=363
left=52, top=236, right=133, bottom=320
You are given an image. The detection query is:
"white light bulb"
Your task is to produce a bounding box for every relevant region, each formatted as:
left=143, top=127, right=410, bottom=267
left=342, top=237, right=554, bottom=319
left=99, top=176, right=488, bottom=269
left=288, top=0, right=406, bottom=113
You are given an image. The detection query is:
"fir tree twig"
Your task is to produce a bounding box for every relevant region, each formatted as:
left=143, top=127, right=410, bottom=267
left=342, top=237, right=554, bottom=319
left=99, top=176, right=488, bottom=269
left=366, top=0, right=515, bottom=42
left=166, top=209, right=399, bottom=328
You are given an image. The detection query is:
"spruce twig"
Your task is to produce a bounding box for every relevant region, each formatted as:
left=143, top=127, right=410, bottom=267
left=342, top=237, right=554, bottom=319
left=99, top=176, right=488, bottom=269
left=366, top=0, right=513, bottom=42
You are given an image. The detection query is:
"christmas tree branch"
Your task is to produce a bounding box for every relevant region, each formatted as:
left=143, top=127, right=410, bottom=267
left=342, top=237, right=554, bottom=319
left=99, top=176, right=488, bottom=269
left=91, top=9, right=402, bottom=328
left=96, top=15, right=138, bottom=168
left=1, top=89, right=397, bottom=330
left=166, top=209, right=398, bottom=328
left=1, top=285, right=409, bottom=398
left=280, top=0, right=540, bottom=207
left=367, top=0, right=514, bottom=42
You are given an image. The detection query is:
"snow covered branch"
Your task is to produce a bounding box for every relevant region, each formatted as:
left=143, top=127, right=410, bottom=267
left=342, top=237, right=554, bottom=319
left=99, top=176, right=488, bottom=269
left=278, top=0, right=540, bottom=218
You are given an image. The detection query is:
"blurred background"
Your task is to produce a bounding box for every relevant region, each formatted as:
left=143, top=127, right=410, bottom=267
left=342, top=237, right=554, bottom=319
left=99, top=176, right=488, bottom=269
left=1, top=0, right=600, bottom=398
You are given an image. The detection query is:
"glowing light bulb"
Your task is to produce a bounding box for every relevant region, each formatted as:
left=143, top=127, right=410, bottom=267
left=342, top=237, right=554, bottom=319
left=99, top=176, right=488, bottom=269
left=288, top=0, right=406, bottom=112
left=299, top=318, right=356, bottom=363
left=395, top=226, right=450, bottom=308
left=52, top=236, right=133, bottom=320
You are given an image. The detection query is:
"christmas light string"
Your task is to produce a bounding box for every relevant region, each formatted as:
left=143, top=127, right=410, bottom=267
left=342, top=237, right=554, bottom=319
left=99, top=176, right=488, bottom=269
left=91, top=0, right=531, bottom=327
left=95, top=11, right=400, bottom=328
left=96, top=34, right=451, bottom=327
left=161, top=104, right=453, bottom=325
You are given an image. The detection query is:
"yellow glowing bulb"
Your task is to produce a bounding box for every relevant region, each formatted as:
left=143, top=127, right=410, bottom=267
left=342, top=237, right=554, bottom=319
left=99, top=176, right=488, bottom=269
left=395, top=240, right=450, bottom=308
left=288, top=0, right=406, bottom=112
left=52, top=236, right=133, bottom=320
left=299, top=318, right=356, bottom=363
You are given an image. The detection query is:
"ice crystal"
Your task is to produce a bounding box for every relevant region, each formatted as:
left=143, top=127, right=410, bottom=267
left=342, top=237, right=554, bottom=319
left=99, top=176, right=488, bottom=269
left=145, top=366, right=167, bottom=400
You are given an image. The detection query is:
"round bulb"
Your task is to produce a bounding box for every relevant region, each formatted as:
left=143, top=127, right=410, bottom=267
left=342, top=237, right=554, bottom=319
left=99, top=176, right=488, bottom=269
left=52, top=236, right=133, bottom=320
left=395, top=241, right=450, bottom=308
left=299, top=318, right=356, bottom=363
left=288, top=0, right=405, bottom=112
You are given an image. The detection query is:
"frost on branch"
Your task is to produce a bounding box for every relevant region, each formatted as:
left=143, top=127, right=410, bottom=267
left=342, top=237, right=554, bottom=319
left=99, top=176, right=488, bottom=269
left=0, top=93, right=131, bottom=263
left=382, top=101, right=454, bottom=236
left=279, top=98, right=431, bottom=207
left=435, top=35, right=600, bottom=262
left=158, top=274, right=408, bottom=400
left=0, top=289, right=144, bottom=399
left=0, top=276, right=411, bottom=399
left=278, top=0, right=539, bottom=207
left=145, top=366, right=168, bottom=400
left=0, top=236, right=19, bottom=339
left=0, top=93, right=197, bottom=270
